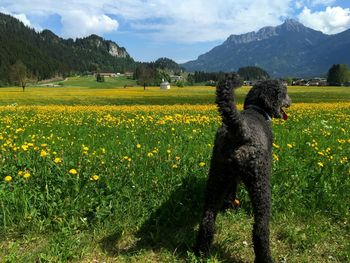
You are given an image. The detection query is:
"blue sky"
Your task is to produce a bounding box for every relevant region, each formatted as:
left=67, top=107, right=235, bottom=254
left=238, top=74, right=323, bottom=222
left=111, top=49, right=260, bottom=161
left=1, top=0, right=350, bottom=63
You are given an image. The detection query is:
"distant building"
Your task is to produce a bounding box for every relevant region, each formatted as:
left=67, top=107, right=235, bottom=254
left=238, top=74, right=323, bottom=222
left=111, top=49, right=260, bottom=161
left=170, top=75, right=182, bottom=82
left=95, top=72, right=117, bottom=77
left=160, top=79, right=170, bottom=89
left=292, top=79, right=309, bottom=86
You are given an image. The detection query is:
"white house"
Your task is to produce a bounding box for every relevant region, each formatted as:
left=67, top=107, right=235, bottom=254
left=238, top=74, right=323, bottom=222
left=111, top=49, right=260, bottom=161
left=160, top=79, right=170, bottom=89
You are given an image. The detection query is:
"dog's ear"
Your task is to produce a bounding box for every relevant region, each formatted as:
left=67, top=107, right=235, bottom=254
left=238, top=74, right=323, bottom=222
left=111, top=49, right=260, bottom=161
left=244, top=80, right=283, bottom=117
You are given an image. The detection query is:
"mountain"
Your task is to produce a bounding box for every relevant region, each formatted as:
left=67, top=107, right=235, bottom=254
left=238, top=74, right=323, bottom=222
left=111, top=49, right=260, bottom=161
left=182, top=19, right=350, bottom=77
left=0, top=12, right=135, bottom=84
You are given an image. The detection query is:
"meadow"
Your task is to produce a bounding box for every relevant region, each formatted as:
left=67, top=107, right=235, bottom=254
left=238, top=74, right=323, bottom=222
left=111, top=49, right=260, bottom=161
left=0, top=83, right=349, bottom=262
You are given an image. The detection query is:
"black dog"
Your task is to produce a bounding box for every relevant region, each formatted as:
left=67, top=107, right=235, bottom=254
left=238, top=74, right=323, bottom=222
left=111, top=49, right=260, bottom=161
left=195, top=74, right=291, bottom=263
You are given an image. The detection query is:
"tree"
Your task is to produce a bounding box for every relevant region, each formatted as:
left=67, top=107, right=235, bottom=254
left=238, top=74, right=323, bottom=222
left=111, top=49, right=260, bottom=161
left=10, top=60, right=28, bottom=91
left=238, top=66, right=270, bottom=81
left=327, top=64, right=350, bottom=86
left=96, top=73, right=105, bottom=82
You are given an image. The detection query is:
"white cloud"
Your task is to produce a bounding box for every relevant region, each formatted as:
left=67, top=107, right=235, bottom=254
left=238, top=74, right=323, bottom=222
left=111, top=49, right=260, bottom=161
left=109, top=0, right=293, bottom=42
left=60, top=11, right=118, bottom=38
left=0, top=7, right=32, bottom=27
left=12, top=13, right=32, bottom=27
left=307, top=0, right=336, bottom=6
left=0, top=0, right=293, bottom=42
left=298, top=6, right=350, bottom=34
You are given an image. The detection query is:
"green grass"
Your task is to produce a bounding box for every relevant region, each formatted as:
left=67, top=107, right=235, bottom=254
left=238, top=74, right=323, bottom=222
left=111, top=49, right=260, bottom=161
left=1, top=83, right=350, bottom=106
left=0, top=84, right=349, bottom=262
left=58, top=75, right=138, bottom=88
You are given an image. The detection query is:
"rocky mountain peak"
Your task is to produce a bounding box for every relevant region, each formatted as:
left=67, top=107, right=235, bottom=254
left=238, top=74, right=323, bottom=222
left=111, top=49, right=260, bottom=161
left=277, top=18, right=309, bottom=33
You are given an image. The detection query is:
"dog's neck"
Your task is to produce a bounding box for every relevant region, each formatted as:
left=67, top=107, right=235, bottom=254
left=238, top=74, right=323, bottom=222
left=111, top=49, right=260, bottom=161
left=244, top=105, right=272, bottom=121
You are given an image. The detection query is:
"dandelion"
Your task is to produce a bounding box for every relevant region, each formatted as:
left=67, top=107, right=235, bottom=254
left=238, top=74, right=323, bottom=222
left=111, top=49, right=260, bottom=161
left=21, top=144, right=29, bottom=151
left=199, top=162, right=206, bottom=167
left=147, top=152, right=153, bottom=157
left=317, top=162, right=324, bottom=168
left=4, top=175, right=12, bottom=182
left=273, top=153, right=279, bottom=161
left=166, top=149, right=171, bottom=154
left=175, top=156, right=181, bottom=161
left=136, top=144, right=141, bottom=149
left=272, top=143, right=280, bottom=149
left=340, top=157, right=348, bottom=164
left=69, top=169, right=78, bottom=175
left=287, top=144, right=293, bottom=148
left=23, top=172, right=31, bottom=179
left=83, top=146, right=89, bottom=151
left=18, top=171, right=23, bottom=176
left=90, top=175, right=100, bottom=181
left=172, top=164, right=178, bottom=169
left=40, top=150, right=48, bottom=157
left=53, top=157, right=62, bottom=164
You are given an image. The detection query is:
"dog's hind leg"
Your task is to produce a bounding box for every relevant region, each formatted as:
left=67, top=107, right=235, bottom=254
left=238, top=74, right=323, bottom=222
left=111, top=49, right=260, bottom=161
left=194, top=163, right=232, bottom=257
left=221, top=178, right=238, bottom=211
left=243, top=174, right=273, bottom=263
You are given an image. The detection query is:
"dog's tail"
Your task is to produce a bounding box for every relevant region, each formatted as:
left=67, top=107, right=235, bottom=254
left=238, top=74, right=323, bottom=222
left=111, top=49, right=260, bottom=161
left=216, top=74, right=243, bottom=130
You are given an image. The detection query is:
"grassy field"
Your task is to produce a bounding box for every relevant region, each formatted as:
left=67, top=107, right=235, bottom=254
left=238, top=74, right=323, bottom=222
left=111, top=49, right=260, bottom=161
left=0, top=83, right=349, bottom=262
left=1, top=84, right=350, bottom=106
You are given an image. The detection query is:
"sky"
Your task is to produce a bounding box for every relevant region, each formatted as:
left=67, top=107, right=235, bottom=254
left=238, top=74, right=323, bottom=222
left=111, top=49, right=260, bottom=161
left=1, top=0, right=350, bottom=63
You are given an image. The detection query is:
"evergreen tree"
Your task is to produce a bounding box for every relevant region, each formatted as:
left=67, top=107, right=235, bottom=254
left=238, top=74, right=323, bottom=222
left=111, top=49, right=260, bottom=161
left=238, top=66, right=270, bottom=81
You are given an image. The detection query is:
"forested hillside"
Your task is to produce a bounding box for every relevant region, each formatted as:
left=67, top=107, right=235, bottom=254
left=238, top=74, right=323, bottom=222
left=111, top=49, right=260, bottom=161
left=0, top=12, right=136, bottom=85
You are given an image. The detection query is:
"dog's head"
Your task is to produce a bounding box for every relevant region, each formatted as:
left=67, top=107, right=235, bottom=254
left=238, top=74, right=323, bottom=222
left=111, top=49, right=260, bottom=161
left=244, top=80, right=292, bottom=120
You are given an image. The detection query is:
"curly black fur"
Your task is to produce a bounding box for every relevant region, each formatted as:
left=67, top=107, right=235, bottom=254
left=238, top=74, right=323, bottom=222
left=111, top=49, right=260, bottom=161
left=195, top=74, right=291, bottom=263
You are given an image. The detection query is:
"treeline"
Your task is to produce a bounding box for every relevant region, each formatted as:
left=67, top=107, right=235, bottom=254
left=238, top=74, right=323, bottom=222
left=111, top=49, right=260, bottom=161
left=154, top=57, right=183, bottom=73
left=327, top=64, right=350, bottom=86
left=237, top=66, right=270, bottom=81
left=133, top=62, right=171, bottom=86
left=187, top=66, right=270, bottom=85
left=187, top=71, right=227, bottom=83
left=0, top=13, right=136, bottom=86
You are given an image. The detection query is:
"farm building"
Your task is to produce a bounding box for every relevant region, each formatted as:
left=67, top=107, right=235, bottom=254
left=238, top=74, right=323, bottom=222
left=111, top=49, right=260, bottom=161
left=160, top=79, right=170, bottom=89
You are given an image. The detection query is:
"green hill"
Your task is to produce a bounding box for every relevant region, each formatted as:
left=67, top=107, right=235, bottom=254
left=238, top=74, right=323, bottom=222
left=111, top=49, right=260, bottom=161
left=0, top=12, right=136, bottom=85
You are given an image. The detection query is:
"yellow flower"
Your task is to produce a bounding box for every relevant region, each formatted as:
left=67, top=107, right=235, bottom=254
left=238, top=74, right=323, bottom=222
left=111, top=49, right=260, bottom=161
left=272, top=143, right=280, bottom=149
left=18, top=171, right=23, bottom=176
left=5, top=175, right=12, bottom=182
left=21, top=144, right=29, bottom=151
left=172, top=164, right=178, bottom=169
left=23, top=172, right=31, bottom=179
left=147, top=152, right=153, bottom=157
left=40, top=150, right=48, bottom=157
left=69, top=169, right=78, bottom=175
left=83, top=146, right=89, bottom=151
left=199, top=162, right=206, bottom=167
left=273, top=153, right=279, bottom=161
left=166, top=149, right=171, bottom=154
left=287, top=144, right=293, bottom=148
left=54, top=157, right=62, bottom=164
left=175, top=156, right=181, bottom=161
left=136, top=144, right=141, bottom=148
left=317, top=162, right=324, bottom=168
left=90, top=175, right=100, bottom=181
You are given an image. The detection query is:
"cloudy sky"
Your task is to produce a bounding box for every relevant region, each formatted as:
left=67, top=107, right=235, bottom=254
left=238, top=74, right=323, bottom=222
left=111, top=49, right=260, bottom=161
left=1, top=0, right=350, bottom=63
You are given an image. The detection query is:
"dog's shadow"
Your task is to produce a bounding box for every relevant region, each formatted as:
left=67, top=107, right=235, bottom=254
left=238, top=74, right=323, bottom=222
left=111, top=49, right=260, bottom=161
left=100, top=176, right=244, bottom=262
